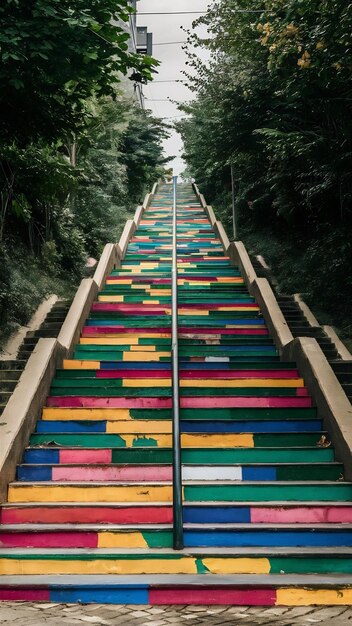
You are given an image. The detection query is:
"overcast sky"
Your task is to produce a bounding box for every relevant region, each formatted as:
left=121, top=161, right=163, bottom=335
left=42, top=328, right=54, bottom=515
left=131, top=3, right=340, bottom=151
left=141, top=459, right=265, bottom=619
left=137, top=0, right=211, bottom=175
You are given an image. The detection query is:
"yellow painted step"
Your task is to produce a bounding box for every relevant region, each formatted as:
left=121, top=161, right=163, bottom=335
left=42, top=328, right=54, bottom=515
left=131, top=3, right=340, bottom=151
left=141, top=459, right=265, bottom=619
left=42, top=408, right=147, bottom=420
left=0, top=556, right=271, bottom=576
left=8, top=484, right=173, bottom=503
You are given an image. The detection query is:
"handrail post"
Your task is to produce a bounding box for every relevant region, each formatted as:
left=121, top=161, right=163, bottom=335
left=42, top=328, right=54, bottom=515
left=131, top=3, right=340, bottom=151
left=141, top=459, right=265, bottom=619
left=171, top=175, right=184, bottom=550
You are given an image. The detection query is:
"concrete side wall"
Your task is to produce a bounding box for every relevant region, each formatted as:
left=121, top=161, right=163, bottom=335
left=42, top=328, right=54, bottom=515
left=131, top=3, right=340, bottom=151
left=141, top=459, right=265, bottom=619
left=205, top=205, right=217, bottom=227
left=228, top=242, right=257, bottom=291
left=0, top=339, right=65, bottom=502
left=57, top=279, right=98, bottom=356
left=93, top=244, right=121, bottom=292
left=283, top=337, right=352, bottom=477
left=199, top=194, right=207, bottom=209
left=252, top=278, right=294, bottom=353
left=133, top=206, right=144, bottom=228
left=192, top=183, right=201, bottom=198
left=215, top=221, right=231, bottom=254
left=118, top=219, right=136, bottom=259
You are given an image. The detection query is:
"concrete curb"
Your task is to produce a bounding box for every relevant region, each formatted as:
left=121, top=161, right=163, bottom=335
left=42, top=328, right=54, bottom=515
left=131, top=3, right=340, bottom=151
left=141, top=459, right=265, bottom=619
left=0, top=338, right=65, bottom=501
left=252, top=278, right=294, bottom=353
left=283, top=337, right=352, bottom=478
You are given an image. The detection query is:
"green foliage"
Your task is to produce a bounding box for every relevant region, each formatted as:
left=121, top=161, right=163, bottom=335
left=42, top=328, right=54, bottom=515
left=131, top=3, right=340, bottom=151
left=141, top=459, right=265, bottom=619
left=120, top=108, right=171, bottom=202
left=74, top=98, right=170, bottom=256
left=0, top=94, right=169, bottom=349
left=0, top=242, right=77, bottom=348
left=0, top=0, right=158, bottom=145
left=178, top=0, right=352, bottom=333
left=179, top=0, right=352, bottom=227
left=0, top=2, right=167, bottom=349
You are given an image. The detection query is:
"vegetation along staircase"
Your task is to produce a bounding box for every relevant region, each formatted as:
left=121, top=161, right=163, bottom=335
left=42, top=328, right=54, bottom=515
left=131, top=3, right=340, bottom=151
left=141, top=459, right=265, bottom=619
left=1, top=183, right=352, bottom=605
left=0, top=300, right=71, bottom=417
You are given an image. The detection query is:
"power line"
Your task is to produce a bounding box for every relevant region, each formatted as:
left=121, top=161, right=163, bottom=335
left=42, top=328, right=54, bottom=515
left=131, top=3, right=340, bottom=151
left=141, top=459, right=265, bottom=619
left=160, top=115, right=189, bottom=118
left=154, top=41, right=187, bottom=46
left=138, top=11, right=207, bottom=15
left=151, top=80, right=187, bottom=83
left=138, top=10, right=263, bottom=15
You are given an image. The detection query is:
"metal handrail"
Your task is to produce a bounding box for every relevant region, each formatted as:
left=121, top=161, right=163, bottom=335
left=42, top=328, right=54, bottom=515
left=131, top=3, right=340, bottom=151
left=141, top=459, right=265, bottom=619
left=171, top=175, right=184, bottom=550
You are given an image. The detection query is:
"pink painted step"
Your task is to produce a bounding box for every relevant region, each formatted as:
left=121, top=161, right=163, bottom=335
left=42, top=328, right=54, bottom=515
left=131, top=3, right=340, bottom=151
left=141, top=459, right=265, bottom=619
left=96, top=369, right=300, bottom=379
left=91, top=303, right=259, bottom=311
left=149, top=588, right=276, bottom=605
left=82, top=327, right=269, bottom=336
left=52, top=465, right=172, bottom=482
left=60, top=450, right=112, bottom=463
left=0, top=505, right=173, bottom=524
left=46, top=396, right=312, bottom=409
left=2, top=505, right=352, bottom=526
left=0, top=531, right=98, bottom=548
left=0, top=590, right=50, bottom=601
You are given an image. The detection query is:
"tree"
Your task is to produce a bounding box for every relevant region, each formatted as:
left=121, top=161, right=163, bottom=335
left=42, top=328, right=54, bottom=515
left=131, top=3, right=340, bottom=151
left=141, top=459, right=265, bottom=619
left=178, top=0, right=352, bottom=229
left=0, top=0, right=158, bottom=145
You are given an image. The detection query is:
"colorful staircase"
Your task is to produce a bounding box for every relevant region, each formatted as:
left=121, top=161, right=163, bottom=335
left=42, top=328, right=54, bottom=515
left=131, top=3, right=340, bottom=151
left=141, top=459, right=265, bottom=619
left=1, top=183, right=352, bottom=605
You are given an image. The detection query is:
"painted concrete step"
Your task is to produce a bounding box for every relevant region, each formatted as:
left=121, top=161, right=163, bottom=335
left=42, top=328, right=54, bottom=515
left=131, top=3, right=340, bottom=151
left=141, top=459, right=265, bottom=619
left=45, top=397, right=314, bottom=409
left=2, top=546, right=352, bottom=574
left=16, top=462, right=343, bottom=483
left=39, top=406, right=319, bottom=421
left=28, top=432, right=328, bottom=449
left=2, top=502, right=352, bottom=524
left=64, top=362, right=291, bottom=374
left=69, top=355, right=282, bottom=365
left=23, top=447, right=335, bottom=464
left=56, top=367, right=301, bottom=378
left=48, top=387, right=309, bottom=398
left=51, top=374, right=305, bottom=385
left=7, top=481, right=352, bottom=503
left=34, top=419, right=324, bottom=434
left=2, top=573, right=352, bottom=605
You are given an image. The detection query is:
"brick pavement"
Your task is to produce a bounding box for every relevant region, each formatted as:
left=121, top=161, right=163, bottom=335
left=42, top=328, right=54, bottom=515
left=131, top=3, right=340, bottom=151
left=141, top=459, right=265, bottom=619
left=1, top=603, right=352, bottom=625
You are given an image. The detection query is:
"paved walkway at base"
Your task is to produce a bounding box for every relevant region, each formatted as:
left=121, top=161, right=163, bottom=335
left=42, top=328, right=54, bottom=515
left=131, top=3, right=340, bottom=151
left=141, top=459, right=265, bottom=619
left=1, top=603, right=352, bottom=625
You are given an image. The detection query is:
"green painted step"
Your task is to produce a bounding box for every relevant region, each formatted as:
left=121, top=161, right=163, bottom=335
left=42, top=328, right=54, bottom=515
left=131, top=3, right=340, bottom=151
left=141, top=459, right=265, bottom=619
left=183, top=483, right=352, bottom=502
left=25, top=447, right=335, bottom=464
left=29, top=433, right=327, bottom=448
left=49, top=385, right=306, bottom=398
